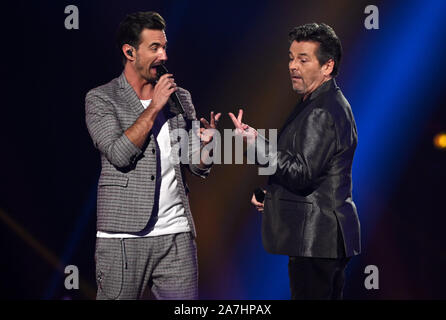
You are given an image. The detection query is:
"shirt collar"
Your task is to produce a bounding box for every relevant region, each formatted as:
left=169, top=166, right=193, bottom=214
left=305, top=78, right=337, bottom=102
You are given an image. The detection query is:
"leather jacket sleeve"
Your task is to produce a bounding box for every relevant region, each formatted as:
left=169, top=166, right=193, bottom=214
left=255, top=108, right=337, bottom=193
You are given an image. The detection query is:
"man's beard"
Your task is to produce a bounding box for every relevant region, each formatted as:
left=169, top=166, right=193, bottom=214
left=136, top=57, right=157, bottom=83
left=292, top=83, right=306, bottom=94
left=291, top=75, right=306, bottom=94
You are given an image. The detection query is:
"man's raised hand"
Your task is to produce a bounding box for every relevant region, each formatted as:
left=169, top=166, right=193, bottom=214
left=151, top=73, right=177, bottom=111
left=199, top=111, right=222, bottom=144
left=228, top=108, right=258, bottom=143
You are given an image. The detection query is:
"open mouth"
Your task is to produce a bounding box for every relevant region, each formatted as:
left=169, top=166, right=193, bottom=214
left=150, top=63, right=162, bottom=70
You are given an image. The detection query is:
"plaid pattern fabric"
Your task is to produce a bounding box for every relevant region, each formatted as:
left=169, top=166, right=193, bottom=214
left=85, top=72, right=210, bottom=236
left=95, top=232, right=198, bottom=299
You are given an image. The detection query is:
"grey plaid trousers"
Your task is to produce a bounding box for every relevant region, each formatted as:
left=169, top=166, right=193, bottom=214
left=95, top=232, right=198, bottom=300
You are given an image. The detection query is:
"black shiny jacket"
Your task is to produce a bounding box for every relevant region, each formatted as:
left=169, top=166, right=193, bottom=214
left=258, top=79, right=361, bottom=258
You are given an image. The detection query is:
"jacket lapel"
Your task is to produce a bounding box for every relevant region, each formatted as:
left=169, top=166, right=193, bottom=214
left=118, top=72, right=145, bottom=116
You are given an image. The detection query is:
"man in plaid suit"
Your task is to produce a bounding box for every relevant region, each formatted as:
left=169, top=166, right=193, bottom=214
left=85, top=11, right=220, bottom=300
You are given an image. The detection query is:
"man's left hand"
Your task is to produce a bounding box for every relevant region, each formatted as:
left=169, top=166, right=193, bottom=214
left=199, top=111, right=222, bottom=144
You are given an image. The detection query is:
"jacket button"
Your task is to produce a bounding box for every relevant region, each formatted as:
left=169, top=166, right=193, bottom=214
left=151, top=175, right=155, bottom=180
left=152, top=148, right=155, bottom=154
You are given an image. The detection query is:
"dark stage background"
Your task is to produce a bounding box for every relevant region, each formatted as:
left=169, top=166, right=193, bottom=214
left=1, top=0, right=446, bottom=299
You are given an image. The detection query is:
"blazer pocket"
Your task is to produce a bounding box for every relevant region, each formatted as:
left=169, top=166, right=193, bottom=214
left=98, top=174, right=129, bottom=187
left=279, top=197, right=312, bottom=205
left=278, top=198, right=313, bottom=228
left=273, top=198, right=312, bottom=254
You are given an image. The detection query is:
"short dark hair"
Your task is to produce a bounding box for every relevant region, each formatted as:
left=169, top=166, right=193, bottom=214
left=288, top=23, right=342, bottom=77
left=116, top=11, right=166, bottom=65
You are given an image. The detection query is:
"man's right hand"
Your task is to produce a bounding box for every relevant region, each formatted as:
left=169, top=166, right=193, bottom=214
left=151, top=73, right=177, bottom=111
left=228, top=109, right=258, bottom=144
left=124, top=73, right=177, bottom=149
left=251, top=191, right=265, bottom=212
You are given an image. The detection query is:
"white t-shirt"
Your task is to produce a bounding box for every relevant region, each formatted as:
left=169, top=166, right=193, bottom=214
left=96, top=99, right=190, bottom=238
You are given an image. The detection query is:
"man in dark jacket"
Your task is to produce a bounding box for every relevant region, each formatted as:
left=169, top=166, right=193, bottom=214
left=229, top=23, right=360, bottom=300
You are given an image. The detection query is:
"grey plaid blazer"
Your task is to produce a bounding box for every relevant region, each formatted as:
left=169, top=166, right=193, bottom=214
left=85, top=72, right=210, bottom=237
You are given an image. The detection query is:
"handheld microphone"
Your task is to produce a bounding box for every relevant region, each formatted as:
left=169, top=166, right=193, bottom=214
left=254, top=188, right=266, bottom=203
left=156, top=64, right=185, bottom=114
